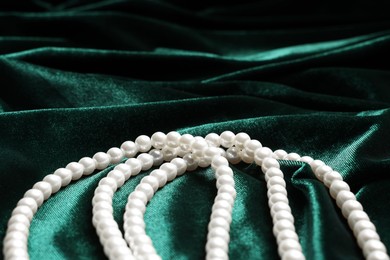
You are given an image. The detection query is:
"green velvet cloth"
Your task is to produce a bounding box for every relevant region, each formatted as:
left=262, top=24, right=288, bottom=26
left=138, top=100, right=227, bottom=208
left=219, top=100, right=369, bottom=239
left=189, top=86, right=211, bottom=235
left=1, top=1, right=390, bottom=259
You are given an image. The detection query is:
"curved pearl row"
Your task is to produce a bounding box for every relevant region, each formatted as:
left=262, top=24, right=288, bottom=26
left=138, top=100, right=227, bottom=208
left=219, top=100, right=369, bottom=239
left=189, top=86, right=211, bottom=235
left=3, top=131, right=389, bottom=260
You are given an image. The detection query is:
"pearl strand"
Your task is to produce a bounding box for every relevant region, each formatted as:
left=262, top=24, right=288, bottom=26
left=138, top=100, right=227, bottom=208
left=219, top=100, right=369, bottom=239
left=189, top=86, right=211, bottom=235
left=3, top=131, right=388, bottom=260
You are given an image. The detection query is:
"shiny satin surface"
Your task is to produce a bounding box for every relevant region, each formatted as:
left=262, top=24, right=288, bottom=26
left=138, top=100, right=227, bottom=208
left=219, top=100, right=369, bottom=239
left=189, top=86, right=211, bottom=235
left=1, top=1, right=390, bottom=259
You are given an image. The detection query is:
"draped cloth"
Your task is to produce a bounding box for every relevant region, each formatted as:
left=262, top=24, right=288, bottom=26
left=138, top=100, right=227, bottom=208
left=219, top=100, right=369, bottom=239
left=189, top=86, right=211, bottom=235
left=1, top=1, right=390, bottom=259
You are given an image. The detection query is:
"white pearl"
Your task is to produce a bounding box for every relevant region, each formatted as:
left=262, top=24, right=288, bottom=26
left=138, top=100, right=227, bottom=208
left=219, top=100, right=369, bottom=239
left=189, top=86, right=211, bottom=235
left=8, top=214, right=30, bottom=228
left=348, top=210, right=370, bottom=229
left=211, top=156, right=229, bottom=170
left=271, top=202, right=291, bottom=217
left=336, top=190, right=356, bottom=208
left=114, top=163, right=132, bottom=181
left=225, top=147, right=241, bottom=164
left=92, top=210, right=111, bottom=227
left=150, top=169, right=168, bottom=187
left=284, top=153, right=301, bottom=161
left=93, top=201, right=113, bottom=214
left=367, top=251, right=390, bottom=260
left=265, top=167, right=284, bottom=182
left=135, top=135, right=152, bottom=152
left=323, top=171, right=343, bottom=188
left=120, top=141, right=139, bottom=158
left=267, top=176, right=286, bottom=189
left=277, top=229, right=299, bottom=244
left=208, top=217, right=230, bottom=231
left=353, top=220, right=376, bottom=237
left=126, top=199, right=146, bottom=214
left=234, top=132, right=250, bottom=149
left=215, top=193, right=235, bottom=206
left=329, top=180, right=350, bottom=199
left=3, top=239, right=27, bottom=254
left=357, top=229, right=380, bottom=248
left=125, top=158, right=142, bottom=176
left=183, top=153, right=198, bottom=171
left=149, top=149, right=164, bottom=166
left=215, top=166, right=233, bottom=179
left=92, top=192, right=112, bottom=207
left=11, top=206, right=34, bottom=222
left=278, top=239, right=302, bottom=257
left=4, top=231, right=27, bottom=244
left=107, top=170, right=125, bottom=187
left=98, top=177, right=118, bottom=192
left=254, top=147, right=273, bottom=165
left=212, top=200, right=233, bottom=213
left=273, top=210, right=294, bottom=224
left=314, top=165, right=332, bottom=182
left=216, top=175, right=235, bottom=189
left=93, top=152, right=111, bottom=170
left=207, top=227, right=230, bottom=243
left=204, top=147, right=221, bottom=161
left=151, top=132, right=166, bottom=149
left=141, top=176, right=159, bottom=192
left=218, top=185, right=237, bottom=199
left=197, top=157, right=210, bottom=169
left=170, top=158, right=187, bottom=176
left=130, top=234, right=153, bottom=247
left=53, top=168, right=73, bottom=186
left=78, top=157, right=96, bottom=175
left=267, top=184, right=288, bottom=198
left=17, top=198, right=38, bottom=214
left=107, top=147, right=124, bottom=164
left=281, top=249, right=305, bottom=260
left=109, top=246, right=133, bottom=259
left=179, top=134, right=195, bottom=151
left=136, top=183, right=155, bottom=201
left=240, top=149, right=254, bottom=164
left=363, top=240, right=387, bottom=257
left=4, top=247, right=29, bottom=259
left=341, top=200, right=363, bottom=218
left=206, top=248, right=228, bottom=259
left=309, top=160, right=325, bottom=172
left=124, top=208, right=144, bottom=219
left=138, top=254, right=162, bottom=260
left=134, top=243, right=157, bottom=256
left=97, top=218, right=118, bottom=234
left=6, top=223, right=29, bottom=237
left=273, top=219, right=295, bottom=237
left=125, top=215, right=146, bottom=229
left=166, top=131, right=181, bottom=148
left=205, top=133, right=220, bottom=147
left=299, top=156, right=314, bottom=164
left=161, top=146, right=177, bottom=161
left=211, top=208, right=232, bottom=224
left=125, top=225, right=146, bottom=238
left=269, top=193, right=289, bottom=208
left=206, top=236, right=228, bottom=253
left=24, top=189, right=44, bottom=207
left=137, top=153, right=154, bottom=171
left=274, top=150, right=288, bottom=160
left=191, top=138, right=208, bottom=156
left=129, top=191, right=148, bottom=205
left=66, top=162, right=84, bottom=181
left=42, top=174, right=62, bottom=194
left=244, top=139, right=262, bottom=156
left=220, top=131, right=235, bottom=148
left=160, top=163, right=178, bottom=181
left=94, top=184, right=114, bottom=197
left=32, top=181, right=52, bottom=200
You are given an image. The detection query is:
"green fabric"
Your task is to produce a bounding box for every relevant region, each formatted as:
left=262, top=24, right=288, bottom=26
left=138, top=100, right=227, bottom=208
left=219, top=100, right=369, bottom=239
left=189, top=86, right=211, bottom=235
left=1, top=1, right=390, bottom=259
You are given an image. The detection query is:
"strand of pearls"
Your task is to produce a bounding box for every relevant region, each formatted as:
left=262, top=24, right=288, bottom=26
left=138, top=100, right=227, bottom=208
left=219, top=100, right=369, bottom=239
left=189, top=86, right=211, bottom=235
left=3, top=131, right=388, bottom=260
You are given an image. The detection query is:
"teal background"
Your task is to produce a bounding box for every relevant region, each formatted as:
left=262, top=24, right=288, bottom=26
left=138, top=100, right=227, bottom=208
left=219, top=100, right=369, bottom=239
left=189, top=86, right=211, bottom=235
left=1, top=1, right=390, bottom=259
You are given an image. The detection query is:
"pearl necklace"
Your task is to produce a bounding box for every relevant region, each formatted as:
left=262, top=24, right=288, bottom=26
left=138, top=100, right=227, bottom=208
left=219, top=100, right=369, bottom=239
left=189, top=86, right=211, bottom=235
left=3, top=131, right=389, bottom=260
